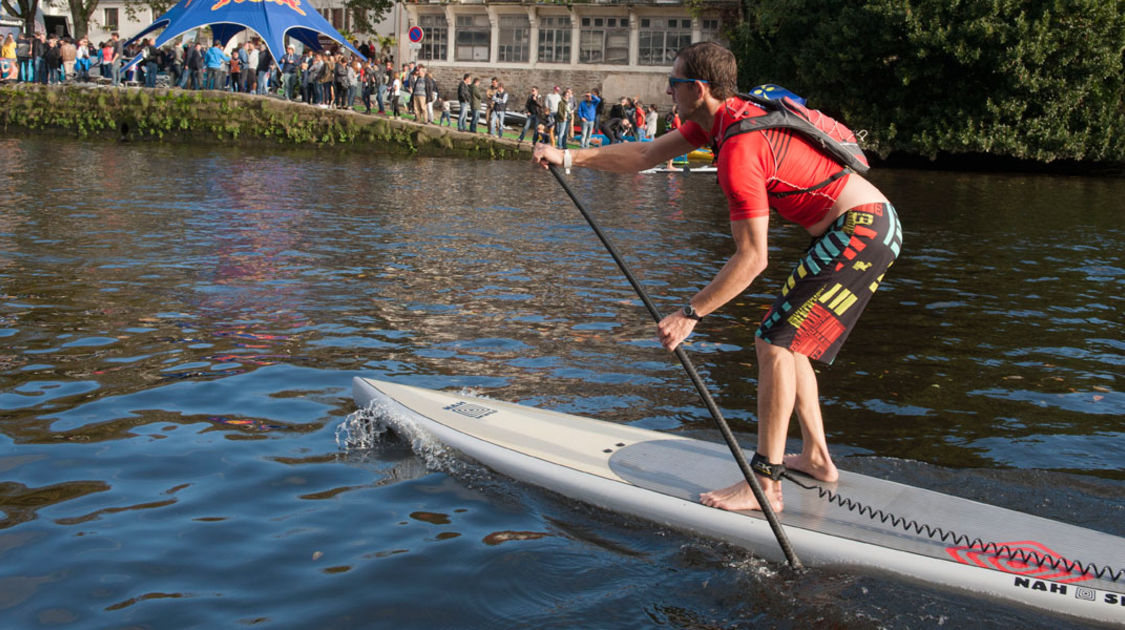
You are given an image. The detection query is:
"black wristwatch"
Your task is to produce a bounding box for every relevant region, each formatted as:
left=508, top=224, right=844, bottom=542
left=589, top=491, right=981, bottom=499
left=682, top=304, right=703, bottom=321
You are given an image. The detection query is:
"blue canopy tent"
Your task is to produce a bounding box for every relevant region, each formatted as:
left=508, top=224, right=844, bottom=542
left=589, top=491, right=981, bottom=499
left=122, top=0, right=364, bottom=71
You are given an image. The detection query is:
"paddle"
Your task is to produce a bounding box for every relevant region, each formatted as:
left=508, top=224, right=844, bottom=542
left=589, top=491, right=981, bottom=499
left=547, top=164, right=802, bottom=568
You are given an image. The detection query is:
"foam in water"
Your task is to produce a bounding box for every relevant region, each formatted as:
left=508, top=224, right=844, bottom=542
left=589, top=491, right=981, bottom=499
left=336, top=397, right=473, bottom=477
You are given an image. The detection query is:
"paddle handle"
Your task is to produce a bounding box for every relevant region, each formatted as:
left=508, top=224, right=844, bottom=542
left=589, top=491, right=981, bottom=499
left=548, top=164, right=802, bottom=568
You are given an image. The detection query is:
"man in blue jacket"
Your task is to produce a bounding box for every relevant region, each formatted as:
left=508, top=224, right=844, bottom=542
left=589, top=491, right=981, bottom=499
left=578, top=90, right=601, bottom=148
left=204, top=41, right=230, bottom=90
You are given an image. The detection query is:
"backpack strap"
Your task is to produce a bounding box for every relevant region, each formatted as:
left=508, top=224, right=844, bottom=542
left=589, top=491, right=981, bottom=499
left=720, top=93, right=870, bottom=175
left=769, top=167, right=853, bottom=198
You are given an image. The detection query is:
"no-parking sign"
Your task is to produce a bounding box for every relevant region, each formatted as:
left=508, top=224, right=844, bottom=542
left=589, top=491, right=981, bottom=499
left=408, top=26, right=424, bottom=43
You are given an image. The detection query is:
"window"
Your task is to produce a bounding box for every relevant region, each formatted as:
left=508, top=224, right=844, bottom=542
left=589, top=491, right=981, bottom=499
left=331, top=8, right=345, bottom=31
left=579, top=16, right=628, bottom=65
left=498, top=15, right=529, bottom=63
left=701, top=18, right=724, bottom=44
left=456, top=14, right=490, bottom=62
left=103, top=8, right=118, bottom=31
left=537, top=15, right=571, bottom=64
left=638, top=17, right=691, bottom=66
left=418, top=14, right=448, bottom=61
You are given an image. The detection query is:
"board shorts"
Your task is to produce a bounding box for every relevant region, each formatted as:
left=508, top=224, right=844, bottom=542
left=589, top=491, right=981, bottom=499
left=757, top=202, right=902, bottom=364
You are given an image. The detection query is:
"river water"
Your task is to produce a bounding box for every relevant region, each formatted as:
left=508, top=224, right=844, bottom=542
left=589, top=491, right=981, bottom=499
left=0, top=136, right=1121, bottom=629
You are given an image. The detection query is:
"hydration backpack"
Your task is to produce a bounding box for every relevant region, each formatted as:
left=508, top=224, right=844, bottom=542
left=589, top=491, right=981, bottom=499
left=720, top=92, right=870, bottom=177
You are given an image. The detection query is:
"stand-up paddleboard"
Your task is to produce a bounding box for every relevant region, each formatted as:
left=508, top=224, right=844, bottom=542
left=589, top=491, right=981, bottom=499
left=353, top=377, right=1125, bottom=625
left=641, top=165, right=718, bottom=174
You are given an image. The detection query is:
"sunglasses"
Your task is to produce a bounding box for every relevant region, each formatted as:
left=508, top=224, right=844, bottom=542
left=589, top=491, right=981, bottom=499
left=668, top=76, right=708, bottom=89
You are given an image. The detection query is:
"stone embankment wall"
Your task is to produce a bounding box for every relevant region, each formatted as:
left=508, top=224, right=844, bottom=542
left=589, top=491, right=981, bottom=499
left=0, top=84, right=530, bottom=159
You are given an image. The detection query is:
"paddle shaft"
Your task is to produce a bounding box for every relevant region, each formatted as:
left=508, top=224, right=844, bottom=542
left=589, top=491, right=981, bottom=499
left=548, top=164, right=802, bottom=568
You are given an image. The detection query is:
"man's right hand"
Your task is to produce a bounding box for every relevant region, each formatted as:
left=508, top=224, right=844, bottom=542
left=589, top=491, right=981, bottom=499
left=532, top=143, right=562, bottom=170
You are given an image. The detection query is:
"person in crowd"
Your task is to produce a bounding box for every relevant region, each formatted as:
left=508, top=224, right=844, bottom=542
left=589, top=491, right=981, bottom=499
left=518, top=86, right=541, bottom=142
left=490, top=81, right=508, bottom=137
left=411, top=64, right=432, bottom=123
left=593, top=87, right=606, bottom=127
left=279, top=45, right=299, bottom=100
left=234, top=41, right=250, bottom=92
left=347, top=60, right=361, bottom=110
left=534, top=121, right=550, bottom=145
left=74, top=38, right=91, bottom=82
left=541, top=85, right=560, bottom=142
left=438, top=95, right=452, bottom=126
left=318, top=53, right=335, bottom=107
left=109, top=32, right=123, bottom=87
left=468, top=76, right=483, bottom=132
left=16, top=34, right=31, bottom=82
left=532, top=41, right=902, bottom=515
left=360, top=60, right=376, bottom=113
left=665, top=104, right=683, bottom=169
left=398, top=62, right=412, bottom=114
left=427, top=72, right=439, bottom=123
left=256, top=43, right=272, bottom=95
left=59, top=37, right=76, bottom=82
left=377, top=60, right=392, bottom=113
left=635, top=99, right=647, bottom=141
left=32, top=33, right=46, bottom=85
left=457, top=73, right=472, bottom=131
left=620, top=96, right=636, bottom=130
left=389, top=65, right=403, bottom=116
left=165, top=42, right=181, bottom=88
left=305, top=52, right=322, bottom=104
left=298, top=50, right=313, bottom=102
left=227, top=44, right=240, bottom=90
left=100, top=40, right=114, bottom=81
left=142, top=38, right=159, bottom=88
left=185, top=42, right=204, bottom=89
left=599, top=115, right=632, bottom=144
left=561, top=87, right=577, bottom=148
left=646, top=104, right=658, bottom=142
left=554, top=88, right=571, bottom=148
left=204, top=40, right=229, bottom=91
left=484, top=77, right=498, bottom=130
left=578, top=89, right=600, bottom=148
left=44, top=37, right=61, bottom=85
left=608, top=95, right=625, bottom=120
left=334, top=54, right=350, bottom=108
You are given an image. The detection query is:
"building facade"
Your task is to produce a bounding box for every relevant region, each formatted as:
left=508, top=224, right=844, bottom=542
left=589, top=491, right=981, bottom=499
left=396, top=0, right=737, bottom=108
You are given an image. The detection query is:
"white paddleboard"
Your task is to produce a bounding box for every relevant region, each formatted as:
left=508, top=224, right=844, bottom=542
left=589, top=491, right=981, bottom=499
left=641, top=165, right=718, bottom=174
left=352, top=377, right=1125, bottom=625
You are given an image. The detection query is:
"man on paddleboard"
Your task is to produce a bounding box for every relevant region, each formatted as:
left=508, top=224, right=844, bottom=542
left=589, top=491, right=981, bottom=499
left=533, top=42, right=902, bottom=513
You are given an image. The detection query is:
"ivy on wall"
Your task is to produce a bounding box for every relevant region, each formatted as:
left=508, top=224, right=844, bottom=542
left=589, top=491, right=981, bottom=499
left=0, top=85, right=521, bottom=160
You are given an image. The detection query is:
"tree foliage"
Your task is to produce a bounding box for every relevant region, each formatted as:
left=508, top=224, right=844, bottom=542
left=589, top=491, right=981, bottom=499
left=731, top=0, right=1125, bottom=163
left=345, top=0, right=395, bottom=37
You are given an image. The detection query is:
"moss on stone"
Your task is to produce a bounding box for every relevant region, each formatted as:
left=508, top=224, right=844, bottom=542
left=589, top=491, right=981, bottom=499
left=0, top=84, right=531, bottom=160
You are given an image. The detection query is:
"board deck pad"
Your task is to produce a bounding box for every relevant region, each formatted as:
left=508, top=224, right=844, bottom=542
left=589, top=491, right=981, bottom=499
left=610, top=438, right=1121, bottom=571
left=352, top=377, right=1125, bottom=624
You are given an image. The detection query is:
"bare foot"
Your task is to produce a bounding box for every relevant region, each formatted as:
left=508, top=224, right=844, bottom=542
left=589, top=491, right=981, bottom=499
left=784, top=451, right=839, bottom=482
left=700, top=479, right=783, bottom=513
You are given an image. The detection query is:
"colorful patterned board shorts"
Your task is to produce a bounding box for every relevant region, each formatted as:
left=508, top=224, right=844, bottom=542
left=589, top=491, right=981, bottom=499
left=757, top=202, right=903, bottom=365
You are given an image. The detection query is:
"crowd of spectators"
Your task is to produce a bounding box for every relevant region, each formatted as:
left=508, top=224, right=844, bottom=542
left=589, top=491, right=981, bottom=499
left=0, top=33, right=669, bottom=147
